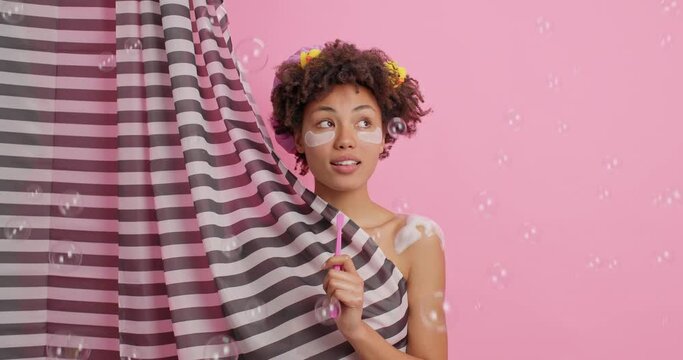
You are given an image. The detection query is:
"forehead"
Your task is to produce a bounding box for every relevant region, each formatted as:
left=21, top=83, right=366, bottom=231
left=303, top=84, right=380, bottom=116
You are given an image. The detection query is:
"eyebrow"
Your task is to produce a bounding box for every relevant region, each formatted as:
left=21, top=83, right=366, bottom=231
left=312, top=105, right=376, bottom=114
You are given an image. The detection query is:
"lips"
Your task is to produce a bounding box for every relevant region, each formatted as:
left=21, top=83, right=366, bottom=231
left=330, top=156, right=361, bottom=165
left=330, top=156, right=361, bottom=174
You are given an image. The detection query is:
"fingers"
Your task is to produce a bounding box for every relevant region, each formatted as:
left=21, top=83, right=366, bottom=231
left=328, top=289, right=364, bottom=309
left=323, top=270, right=362, bottom=293
left=322, top=255, right=358, bottom=274
left=322, top=255, right=364, bottom=309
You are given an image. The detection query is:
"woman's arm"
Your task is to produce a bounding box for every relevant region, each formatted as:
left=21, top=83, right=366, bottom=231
left=322, top=230, right=447, bottom=360
left=404, top=231, right=448, bottom=359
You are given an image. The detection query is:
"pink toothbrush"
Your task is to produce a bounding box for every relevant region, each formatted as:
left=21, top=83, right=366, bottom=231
left=334, top=212, right=344, bottom=271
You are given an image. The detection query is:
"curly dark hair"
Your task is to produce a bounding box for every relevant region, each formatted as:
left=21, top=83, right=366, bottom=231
left=270, top=39, right=431, bottom=175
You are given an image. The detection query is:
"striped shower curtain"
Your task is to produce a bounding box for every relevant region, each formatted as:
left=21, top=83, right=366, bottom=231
left=0, top=1, right=408, bottom=359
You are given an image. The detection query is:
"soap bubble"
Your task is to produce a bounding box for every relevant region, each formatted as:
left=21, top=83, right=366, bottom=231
left=202, top=334, right=239, bottom=360
left=57, top=190, right=84, bottom=217
left=547, top=73, right=560, bottom=90
left=234, top=38, right=268, bottom=73
left=26, top=183, right=45, bottom=202
left=119, top=345, right=139, bottom=360
left=557, top=121, right=569, bottom=134
left=97, top=52, right=116, bottom=72
left=387, top=117, right=407, bottom=138
left=660, top=34, right=673, bottom=48
left=585, top=254, right=604, bottom=270
left=597, top=187, right=611, bottom=201
left=655, top=250, right=674, bottom=264
left=504, top=108, right=523, bottom=131
left=49, top=242, right=83, bottom=272
left=602, top=156, right=620, bottom=171
left=220, top=234, right=243, bottom=261
left=520, top=222, right=540, bottom=245
left=123, top=38, right=142, bottom=56
left=243, top=297, right=267, bottom=323
left=3, top=217, right=31, bottom=240
left=418, top=291, right=450, bottom=332
left=46, top=330, right=91, bottom=360
left=474, top=190, right=497, bottom=218
left=488, top=262, right=511, bottom=289
left=495, top=149, right=509, bottom=167
left=536, top=16, right=552, bottom=35
left=660, top=0, right=679, bottom=14
left=1, top=1, right=24, bottom=24
left=314, top=296, right=341, bottom=325
left=652, top=188, right=681, bottom=207
left=391, top=197, right=410, bottom=214
left=606, top=258, right=619, bottom=270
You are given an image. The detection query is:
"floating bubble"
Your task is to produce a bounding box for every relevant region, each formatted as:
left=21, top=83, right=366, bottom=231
left=660, top=34, right=673, bottom=48
left=597, top=187, right=611, bottom=201
left=505, top=108, right=523, bottom=131
left=660, top=0, right=679, bottom=14
left=1, top=1, right=24, bottom=24
left=602, top=156, right=620, bottom=171
left=97, top=52, right=116, bottom=72
left=3, top=217, right=31, bottom=240
left=520, top=222, right=540, bottom=245
left=234, top=38, right=268, bottom=73
left=57, top=190, right=84, bottom=217
left=314, top=295, right=341, bottom=325
left=387, top=117, right=407, bottom=138
left=536, top=16, right=552, bottom=35
left=202, top=334, right=239, bottom=360
left=220, top=235, right=243, bottom=261
left=391, top=197, right=410, bottom=214
left=26, top=183, right=45, bottom=202
left=46, top=330, right=91, bottom=360
left=474, top=190, right=497, bottom=218
left=652, top=188, right=681, bottom=207
left=656, top=250, right=674, bottom=264
left=557, top=121, right=569, bottom=134
left=495, top=149, right=509, bottom=167
left=418, top=291, right=450, bottom=332
left=585, top=254, right=604, bottom=270
left=369, top=228, right=382, bottom=243
left=473, top=301, right=483, bottom=312
left=119, top=346, right=139, bottom=360
left=243, top=297, right=267, bottom=322
left=547, top=73, right=560, bottom=90
left=606, top=258, right=619, bottom=270
left=123, top=38, right=142, bottom=55
left=49, top=242, right=83, bottom=272
left=488, top=262, right=511, bottom=289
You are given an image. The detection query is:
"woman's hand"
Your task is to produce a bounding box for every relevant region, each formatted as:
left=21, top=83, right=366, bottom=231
left=321, top=255, right=365, bottom=338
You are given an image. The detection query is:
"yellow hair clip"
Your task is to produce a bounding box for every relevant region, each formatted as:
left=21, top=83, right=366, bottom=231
left=384, top=60, right=407, bottom=88
left=300, top=48, right=322, bottom=68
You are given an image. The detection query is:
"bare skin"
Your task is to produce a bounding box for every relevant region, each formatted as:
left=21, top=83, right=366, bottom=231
left=295, top=83, right=447, bottom=360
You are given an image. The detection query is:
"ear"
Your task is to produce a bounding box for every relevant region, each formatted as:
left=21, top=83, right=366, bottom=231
left=294, top=130, right=304, bottom=154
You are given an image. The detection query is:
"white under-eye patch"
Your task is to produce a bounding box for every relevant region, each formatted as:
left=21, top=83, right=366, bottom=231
left=357, top=127, right=383, bottom=144
left=304, top=130, right=335, bottom=147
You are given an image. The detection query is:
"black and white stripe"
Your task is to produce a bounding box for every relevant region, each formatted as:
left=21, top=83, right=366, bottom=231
left=0, top=0, right=408, bottom=358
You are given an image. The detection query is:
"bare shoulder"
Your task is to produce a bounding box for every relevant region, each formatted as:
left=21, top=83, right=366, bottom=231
left=402, top=214, right=448, bottom=358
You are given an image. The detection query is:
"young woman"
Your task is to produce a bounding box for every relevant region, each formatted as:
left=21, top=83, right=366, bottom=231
left=270, top=39, right=447, bottom=359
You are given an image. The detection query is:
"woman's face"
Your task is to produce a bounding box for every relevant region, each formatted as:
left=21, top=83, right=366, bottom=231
left=295, top=83, right=385, bottom=192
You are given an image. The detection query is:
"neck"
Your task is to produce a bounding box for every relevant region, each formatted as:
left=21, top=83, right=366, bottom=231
left=314, top=180, right=381, bottom=227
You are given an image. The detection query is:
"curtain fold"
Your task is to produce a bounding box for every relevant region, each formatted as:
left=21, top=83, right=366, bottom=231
left=0, top=1, right=408, bottom=359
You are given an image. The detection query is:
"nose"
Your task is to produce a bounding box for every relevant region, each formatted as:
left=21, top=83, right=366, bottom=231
left=333, top=123, right=356, bottom=150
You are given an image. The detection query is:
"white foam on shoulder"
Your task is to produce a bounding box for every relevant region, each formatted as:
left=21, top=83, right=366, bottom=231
left=394, top=214, right=445, bottom=254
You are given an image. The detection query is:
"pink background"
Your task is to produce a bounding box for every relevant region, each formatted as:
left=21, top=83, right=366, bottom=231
left=226, top=1, right=683, bottom=359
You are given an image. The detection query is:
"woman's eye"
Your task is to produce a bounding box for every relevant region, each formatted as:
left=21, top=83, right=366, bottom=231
left=318, top=120, right=333, bottom=128
left=358, top=119, right=372, bottom=128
